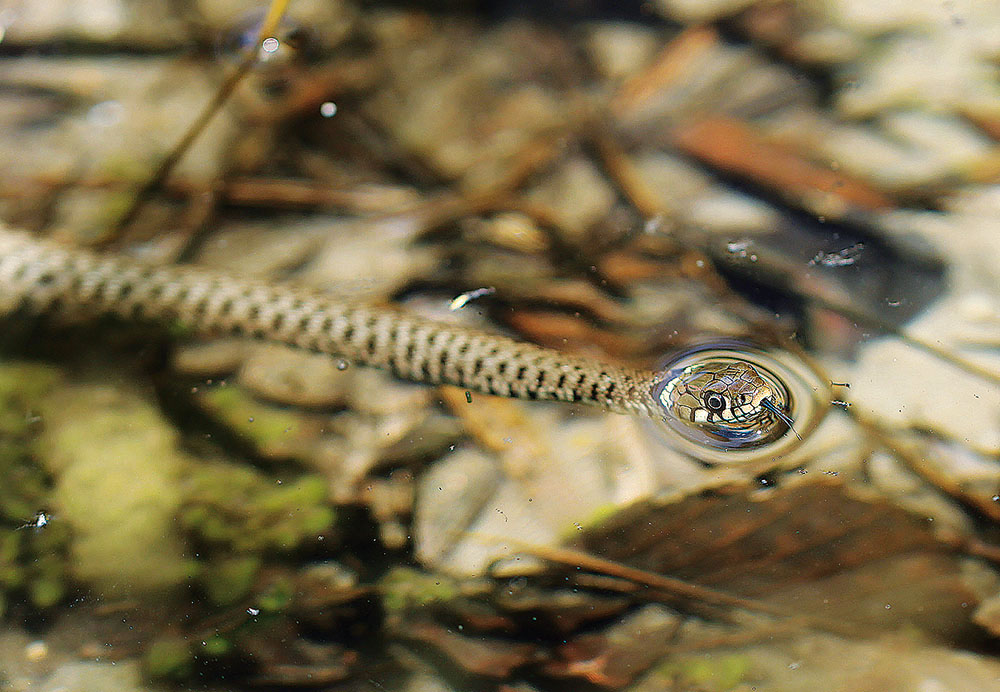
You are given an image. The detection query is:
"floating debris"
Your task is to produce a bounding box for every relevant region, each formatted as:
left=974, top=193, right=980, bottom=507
left=449, top=286, right=497, bottom=311
left=726, top=238, right=754, bottom=258
left=809, top=242, right=865, bottom=267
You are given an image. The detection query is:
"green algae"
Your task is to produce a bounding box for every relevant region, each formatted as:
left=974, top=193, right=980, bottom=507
left=256, top=573, right=296, bottom=613
left=32, top=380, right=335, bottom=600
left=180, top=463, right=334, bottom=554
left=37, top=383, right=196, bottom=595
left=380, top=567, right=461, bottom=613
left=199, top=633, right=233, bottom=657
left=558, top=501, right=621, bottom=541
left=0, top=361, right=69, bottom=615
left=196, top=384, right=311, bottom=459
left=654, top=653, right=751, bottom=691
left=0, top=358, right=342, bottom=685
left=0, top=362, right=61, bottom=519
left=144, top=635, right=194, bottom=679
left=200, top=555, right=262, bottom=606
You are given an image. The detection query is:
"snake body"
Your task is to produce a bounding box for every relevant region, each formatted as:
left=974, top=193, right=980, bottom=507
left=0, top=227, right=804, bottom=457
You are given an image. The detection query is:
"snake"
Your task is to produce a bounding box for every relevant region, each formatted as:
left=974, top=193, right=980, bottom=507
left=0, top=226, right=820, bottom=462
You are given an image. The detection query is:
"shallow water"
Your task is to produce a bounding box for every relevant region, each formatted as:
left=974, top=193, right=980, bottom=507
left=1, top=1, right=999, bottom=691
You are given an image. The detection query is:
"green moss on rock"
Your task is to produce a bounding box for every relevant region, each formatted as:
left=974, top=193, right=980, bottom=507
left=144, top=635, right=194, bottom=679
left=201, top=555, right=262, bottom=606
left=655, top=654, right=751, bottom=691
left=0, top=361, right=69, bottom=612
left=195, top=385, right=314, bottom=459
left=380, top=567, right=461, bottom=613
left=37, top=384, right=196, bottom=595
left=180, top=463, right=334, bottom=553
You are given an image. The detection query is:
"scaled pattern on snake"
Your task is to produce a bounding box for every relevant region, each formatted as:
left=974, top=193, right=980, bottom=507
left=0, top=227, right=821, bottom=461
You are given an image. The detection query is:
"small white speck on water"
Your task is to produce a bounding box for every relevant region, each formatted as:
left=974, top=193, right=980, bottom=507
left=727, top=239, right=752, bottom=257
left=247, top=607, right=260, bottom=616
left=336, top=359, right=349, bottom=371
left=449, top=286, right=495, bottom=311
left=261, top=37, right=280, bottom=53
left=320, top=101, right=338, bottom=117
left=248, top=417, right=254, bottom=423
left=643, top=215, right=664, bottom=234
left=809, top=242, right=864, bottom=267
left=17, top=510, right=50, bottom=532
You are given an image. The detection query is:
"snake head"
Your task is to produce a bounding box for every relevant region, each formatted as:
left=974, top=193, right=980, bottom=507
left=655, top=356, right=796, bottom=451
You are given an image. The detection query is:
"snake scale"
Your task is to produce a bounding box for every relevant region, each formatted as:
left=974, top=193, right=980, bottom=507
left=0, top=226, right=806, bottom=458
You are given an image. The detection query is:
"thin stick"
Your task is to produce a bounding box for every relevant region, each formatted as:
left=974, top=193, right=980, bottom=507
left=111, top=0, right=293, bottom=237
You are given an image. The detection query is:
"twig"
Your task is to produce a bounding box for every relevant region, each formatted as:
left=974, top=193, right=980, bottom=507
left=110, top=0, right=293, bottom=239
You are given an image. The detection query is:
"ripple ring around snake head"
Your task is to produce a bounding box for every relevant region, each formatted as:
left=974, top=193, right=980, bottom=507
left=651, top=342, right=829, bottom=464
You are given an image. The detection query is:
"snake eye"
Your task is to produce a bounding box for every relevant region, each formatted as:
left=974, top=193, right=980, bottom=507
left=703, top=392, right=727, bottom=413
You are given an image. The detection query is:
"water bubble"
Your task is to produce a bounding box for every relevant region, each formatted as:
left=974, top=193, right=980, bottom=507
left=726, top=239, right=752, bottom=257
left=215, top=9, right=305, bottom=64
left=336, top=359, right=349, bottom=371
left=320, top=101, right=338, bottom=118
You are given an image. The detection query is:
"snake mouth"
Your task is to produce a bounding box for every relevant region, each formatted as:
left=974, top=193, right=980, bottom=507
left=759, top=396, right=801, bottom=440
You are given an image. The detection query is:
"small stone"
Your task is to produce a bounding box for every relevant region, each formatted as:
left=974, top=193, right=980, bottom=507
left=23, top=640, right=47, bottom=663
